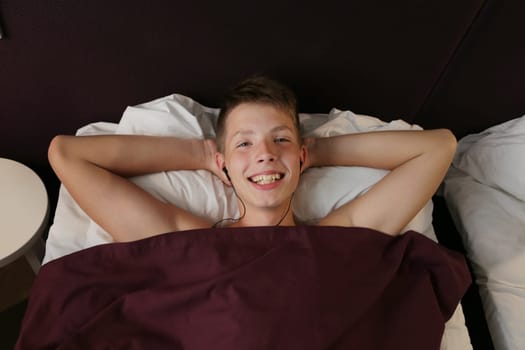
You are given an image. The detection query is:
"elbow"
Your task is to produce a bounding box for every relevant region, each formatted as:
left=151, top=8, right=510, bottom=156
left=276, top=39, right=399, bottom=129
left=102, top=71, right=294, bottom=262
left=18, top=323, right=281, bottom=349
left=48, top=135, right=68, bottom=172
left=446, top=129, right=458, bottom=156
left=435, top=128, right=457, bottom=160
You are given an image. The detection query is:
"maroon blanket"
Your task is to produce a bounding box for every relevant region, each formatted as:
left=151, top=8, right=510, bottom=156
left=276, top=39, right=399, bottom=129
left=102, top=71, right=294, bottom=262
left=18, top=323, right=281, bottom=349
left=17, top=226, right=470, bottom=350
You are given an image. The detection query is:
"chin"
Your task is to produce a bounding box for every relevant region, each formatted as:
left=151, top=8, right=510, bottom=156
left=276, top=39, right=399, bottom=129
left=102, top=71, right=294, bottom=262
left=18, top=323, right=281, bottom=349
left=251, top=193, right=293, bottom=210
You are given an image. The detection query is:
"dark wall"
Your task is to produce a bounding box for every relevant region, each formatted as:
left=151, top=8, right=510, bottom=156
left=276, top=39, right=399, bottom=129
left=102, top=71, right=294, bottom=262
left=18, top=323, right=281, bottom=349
left=3, top=0, right=524, bottom=208
left=416, top=0, right=525, bottom=138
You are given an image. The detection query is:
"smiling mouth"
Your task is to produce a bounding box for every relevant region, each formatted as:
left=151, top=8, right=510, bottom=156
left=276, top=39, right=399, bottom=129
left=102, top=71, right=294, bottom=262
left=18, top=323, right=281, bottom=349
left=249, top=173, right=283, bottom=185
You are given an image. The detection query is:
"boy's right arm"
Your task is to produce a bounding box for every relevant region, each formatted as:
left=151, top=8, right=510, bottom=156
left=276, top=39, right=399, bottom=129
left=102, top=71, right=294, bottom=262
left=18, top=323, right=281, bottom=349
left=48, top=135, right=225, bottom=242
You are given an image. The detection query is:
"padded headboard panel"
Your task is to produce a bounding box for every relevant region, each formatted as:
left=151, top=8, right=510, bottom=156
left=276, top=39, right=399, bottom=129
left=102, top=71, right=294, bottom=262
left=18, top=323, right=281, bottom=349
left=1, top=0, right=524, bottom=209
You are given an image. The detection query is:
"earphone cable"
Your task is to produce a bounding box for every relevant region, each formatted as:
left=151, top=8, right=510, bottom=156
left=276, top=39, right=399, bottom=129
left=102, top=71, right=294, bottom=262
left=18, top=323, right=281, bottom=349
left=212, top=185, right=247, bottom=228
left=275, top=192, right=294, bottom=226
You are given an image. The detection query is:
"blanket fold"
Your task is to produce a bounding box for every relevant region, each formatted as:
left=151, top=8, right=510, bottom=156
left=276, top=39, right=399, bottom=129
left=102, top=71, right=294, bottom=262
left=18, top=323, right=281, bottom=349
left=16, top=226, right=470, bottom=350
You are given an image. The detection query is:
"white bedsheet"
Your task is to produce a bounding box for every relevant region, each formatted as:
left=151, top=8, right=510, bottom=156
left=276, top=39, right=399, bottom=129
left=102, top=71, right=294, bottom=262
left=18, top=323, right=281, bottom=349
left=44, top=94, right=472, bottom=349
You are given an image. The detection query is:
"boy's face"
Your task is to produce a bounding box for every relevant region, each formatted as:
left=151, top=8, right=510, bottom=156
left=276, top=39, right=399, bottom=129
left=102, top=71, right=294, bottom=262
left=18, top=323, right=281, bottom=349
left=217, top=102, right=306, bottom=212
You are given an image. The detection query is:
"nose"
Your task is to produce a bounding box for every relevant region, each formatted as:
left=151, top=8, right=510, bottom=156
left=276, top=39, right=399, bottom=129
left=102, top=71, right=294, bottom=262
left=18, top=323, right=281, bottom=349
left=256, top=139, right=277, bottom=163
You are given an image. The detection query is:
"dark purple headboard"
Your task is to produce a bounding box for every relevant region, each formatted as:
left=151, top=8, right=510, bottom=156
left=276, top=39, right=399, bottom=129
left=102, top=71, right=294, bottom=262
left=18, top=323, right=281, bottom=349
left=1, top=0, right=524, bottom=209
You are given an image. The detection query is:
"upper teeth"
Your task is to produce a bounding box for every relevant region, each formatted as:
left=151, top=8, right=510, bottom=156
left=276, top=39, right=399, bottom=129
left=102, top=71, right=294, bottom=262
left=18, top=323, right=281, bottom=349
left=251, top=174, right=281, bottom=184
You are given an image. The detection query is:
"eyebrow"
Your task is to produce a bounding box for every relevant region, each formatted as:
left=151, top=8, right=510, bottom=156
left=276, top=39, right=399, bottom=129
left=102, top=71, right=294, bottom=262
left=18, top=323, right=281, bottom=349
left=231, top=125, right=294, bottom=139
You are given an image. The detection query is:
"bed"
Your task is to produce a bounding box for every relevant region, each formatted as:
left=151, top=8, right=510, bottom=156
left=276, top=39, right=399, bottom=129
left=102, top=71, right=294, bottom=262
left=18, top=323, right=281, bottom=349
left=20, top=95, right=472, bottom=349
left=2, top=0, right=525, bottom=349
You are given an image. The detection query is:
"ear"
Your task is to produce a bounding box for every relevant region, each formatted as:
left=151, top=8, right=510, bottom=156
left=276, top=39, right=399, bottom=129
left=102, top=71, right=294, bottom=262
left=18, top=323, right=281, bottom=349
left=215, top=151, right=231, bottom=185
left=299, top=144, right=307, bottom=173
left=215, top=151, right=225, bottom=171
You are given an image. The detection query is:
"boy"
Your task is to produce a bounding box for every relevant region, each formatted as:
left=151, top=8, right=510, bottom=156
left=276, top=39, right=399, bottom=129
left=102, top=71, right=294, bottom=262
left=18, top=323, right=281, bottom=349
left=48, top=76, right=457, bottom=241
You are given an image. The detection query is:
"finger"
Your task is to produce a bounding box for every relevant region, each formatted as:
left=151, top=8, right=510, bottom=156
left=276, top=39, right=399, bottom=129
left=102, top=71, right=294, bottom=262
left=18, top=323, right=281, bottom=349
left=221, top=173, right=231, bottom=186
left=215, top=170, right=231, bottom=186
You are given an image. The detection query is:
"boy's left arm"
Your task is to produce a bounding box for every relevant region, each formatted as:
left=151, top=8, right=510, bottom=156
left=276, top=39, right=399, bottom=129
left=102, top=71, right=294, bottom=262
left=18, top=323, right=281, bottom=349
left=305, top=129, right=456, bottom=235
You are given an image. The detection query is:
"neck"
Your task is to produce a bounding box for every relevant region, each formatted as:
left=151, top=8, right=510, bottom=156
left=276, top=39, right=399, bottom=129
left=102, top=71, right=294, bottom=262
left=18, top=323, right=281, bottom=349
left=233, top=197, right=295, bottom=227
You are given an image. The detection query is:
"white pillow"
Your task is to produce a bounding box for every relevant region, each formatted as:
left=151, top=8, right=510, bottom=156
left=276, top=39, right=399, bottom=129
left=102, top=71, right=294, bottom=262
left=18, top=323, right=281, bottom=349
left=46, top=95, right=436, bottom=260
left=453, top=115, right=525, bottom=201
left=444, top=168, right=525, bottom=350
left=116, top=94, right=433, bottom=234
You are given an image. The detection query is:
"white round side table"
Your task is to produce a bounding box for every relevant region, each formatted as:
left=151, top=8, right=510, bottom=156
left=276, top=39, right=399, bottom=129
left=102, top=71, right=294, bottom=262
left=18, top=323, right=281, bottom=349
left=0, top=158, right=49, bottom=274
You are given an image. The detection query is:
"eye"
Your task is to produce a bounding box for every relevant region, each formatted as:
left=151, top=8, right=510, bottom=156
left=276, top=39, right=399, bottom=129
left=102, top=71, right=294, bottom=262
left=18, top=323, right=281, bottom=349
left=274, top=137, right=290, bottom=143
left=236, top=141, right=251, bottom=148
